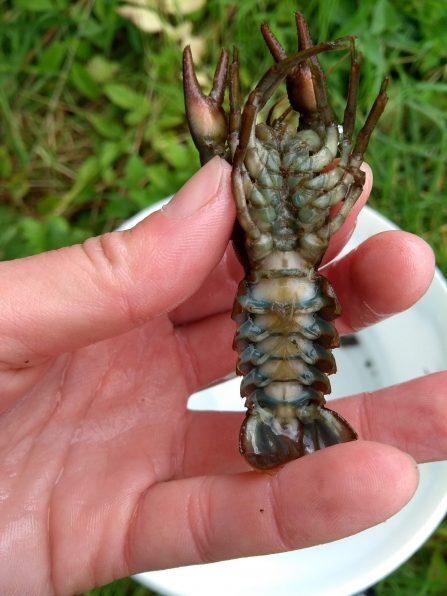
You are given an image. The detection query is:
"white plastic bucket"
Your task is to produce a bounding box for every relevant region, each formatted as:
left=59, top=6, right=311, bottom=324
left=121, top=203, right=447, bottom=596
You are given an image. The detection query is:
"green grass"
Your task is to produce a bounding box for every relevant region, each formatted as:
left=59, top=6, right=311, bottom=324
left=1, top=0, right=446, bottom=270
left=81, top=520, right=447, bottom=596
left=376, top=520, right=447, bottom=596
left=82, top=577, right=156, bottom=596
left=1, top=1, right=447, bottom=595
left=81, top=520, right=447, bottom=595
left=80, top=516, right=447, bottom=596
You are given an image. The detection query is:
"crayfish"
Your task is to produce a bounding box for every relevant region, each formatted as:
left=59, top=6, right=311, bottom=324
left=183, top=12, right=388, bottom=473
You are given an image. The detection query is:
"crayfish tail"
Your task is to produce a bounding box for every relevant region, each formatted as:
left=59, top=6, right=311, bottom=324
left=239, top=404, right=357, bottom=474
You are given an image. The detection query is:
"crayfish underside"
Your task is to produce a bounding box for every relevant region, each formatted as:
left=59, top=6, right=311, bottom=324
left=183, top=12, right=388, bottom=473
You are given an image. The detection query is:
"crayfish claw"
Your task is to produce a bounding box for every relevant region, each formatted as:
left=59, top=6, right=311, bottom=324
left=209, top=47, right=228, bottom=104
left=182, top=46, right=229, bottom=165
left=260, top=21, right=287, bottom=62
left=260, top=13, right=324, bottom=127
left=295, top=11, right=314, bottom=51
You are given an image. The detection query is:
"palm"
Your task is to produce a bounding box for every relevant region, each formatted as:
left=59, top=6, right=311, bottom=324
left=1, top=313, right=215, bottom=590
left=1, top=160, right=446, bottom=596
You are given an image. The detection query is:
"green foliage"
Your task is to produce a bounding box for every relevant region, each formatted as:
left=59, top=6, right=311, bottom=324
left=0, top=0, right=200, bottom=254
left=376, top=519, right=447, bottom=596
left=81, top=519, right=447, bottom=595
left=0, top=1, right=446, bottom=591
left=0, top=0, right=445, bottom=271
left=70, top=61, right=101, bottom=100
left=83, top=576, right=156, bottom=596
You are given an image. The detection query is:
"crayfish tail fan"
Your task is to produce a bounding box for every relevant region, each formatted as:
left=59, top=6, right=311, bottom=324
left=239, top=405, right=357, bottom=474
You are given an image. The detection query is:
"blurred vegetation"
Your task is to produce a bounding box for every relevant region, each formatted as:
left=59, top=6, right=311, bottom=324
left=1, top=0, right=447, bottom=595
left=376, top=519, right=447, bottom=595
left=0, top=0, right=446, bottom=270
left=82, top=519, right=447, bottom=595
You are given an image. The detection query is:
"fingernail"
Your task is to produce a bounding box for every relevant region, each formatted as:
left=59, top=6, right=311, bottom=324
left=163, top=156, right=229, bottom=219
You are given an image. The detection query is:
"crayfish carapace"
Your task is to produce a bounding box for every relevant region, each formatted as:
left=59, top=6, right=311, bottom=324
left=183, top=12, right=388, bottom=473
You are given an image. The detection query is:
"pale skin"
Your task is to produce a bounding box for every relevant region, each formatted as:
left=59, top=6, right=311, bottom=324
left=0, top=156, right=445, bottom=596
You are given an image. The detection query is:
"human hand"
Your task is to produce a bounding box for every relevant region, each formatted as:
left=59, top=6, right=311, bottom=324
left=0, top=156, right=444, bottom=596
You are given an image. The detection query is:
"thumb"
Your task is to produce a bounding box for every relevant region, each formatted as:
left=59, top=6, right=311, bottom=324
left=0, top=157, right=233, bottom=368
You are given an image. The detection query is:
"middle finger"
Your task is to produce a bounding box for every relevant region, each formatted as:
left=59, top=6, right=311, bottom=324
left=178, top=372, right=447, bottom=478
left=174, top=230, right=434, bottom=394
left=171, top=229, right=434, bottom=333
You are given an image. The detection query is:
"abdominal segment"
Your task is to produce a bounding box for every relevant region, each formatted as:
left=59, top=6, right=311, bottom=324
left=232, top=267, right=357, bottom=473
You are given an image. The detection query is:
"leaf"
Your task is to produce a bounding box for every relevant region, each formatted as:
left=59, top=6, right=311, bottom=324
left=46, top=215, right=69, bottom=248
left=76, top=158, right=101, bottom=185
left=0, top=210, right=18, bottom=231
left=152, top=134, right=194, bottom=169
left=19, top=216, right=91, bottom=252
left=164, top=21, right=192, bottom=41
left=70, top=62, right=100, bottom=100
left=103, top=83, right=148, bottom=111
left=74, top=40, right=93, bottom=61
left=38, top=42, right=66, bottom=74
left=142, top=0, right=207, bottom=14
left=160, top=141, right=194, bottom=170
left=16, top=0, right=55, bottom=10
left=7, top=177, right=30, bottom=203
left=146, top=163, right=170, bottom=190
left=36, top=196, right=61, bottom=216
left=103, top=192, right=136, bottom=219
left=428, top=548, right=447, bottom=585
left=86, top=55, right=119, bottom=83
left=82, top=20, right=106, bottom=41
left=89, top=115, right=124, bottom=139
left=370, top=0, right=400, bottom=35
left=128, top=187, right=154, bottom=209
left=0, top=147, right=12, bottom=178
left=124, top=154, right=147, bottom=186
left=19, top=218, right=47, bottom=253
left=123, top=102, right=151, bottom=125
left=116, top=6, right=165, bottom=33
left=99, top=143, right=124, bottom=169
left=56, top=157, right=102, bottom=213
left=102, top=168, right=116, bottom=185
left=56, top=146, right=121, bottom=212
left=143, top=113, right=184, bottom=141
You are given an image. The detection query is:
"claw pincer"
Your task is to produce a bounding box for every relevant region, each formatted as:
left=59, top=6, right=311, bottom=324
left=183, top=13, right=388, bottom=473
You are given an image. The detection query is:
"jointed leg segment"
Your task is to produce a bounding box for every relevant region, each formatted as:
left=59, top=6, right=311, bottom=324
left=350, top=78, right=389, bottom=167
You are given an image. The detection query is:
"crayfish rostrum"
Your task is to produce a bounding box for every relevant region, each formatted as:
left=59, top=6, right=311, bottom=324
left=183, top=12, right=388, bottom=473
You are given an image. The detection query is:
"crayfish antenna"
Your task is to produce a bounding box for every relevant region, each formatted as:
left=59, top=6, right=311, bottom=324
left=182, top=46, right=229, bottom=165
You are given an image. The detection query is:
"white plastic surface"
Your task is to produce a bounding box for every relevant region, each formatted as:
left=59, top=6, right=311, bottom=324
left=122, top=203, right=447, bottom=596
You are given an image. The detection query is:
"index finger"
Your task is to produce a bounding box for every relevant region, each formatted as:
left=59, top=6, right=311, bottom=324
left=125, top=441, right=417, bottom=575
